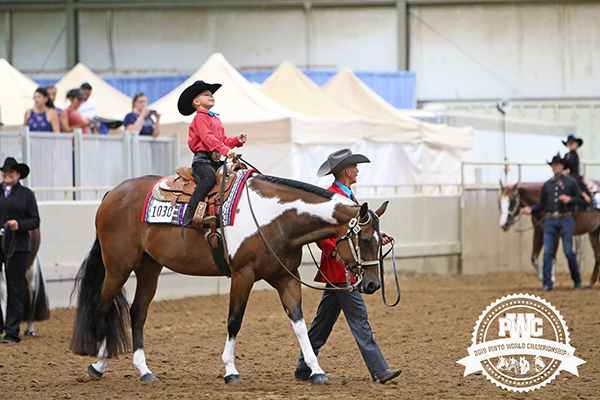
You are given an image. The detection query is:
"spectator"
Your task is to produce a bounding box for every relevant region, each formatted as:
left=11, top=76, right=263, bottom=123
left=60, top=89, right=91, bottom=134
left=78, top=82, right=98, bottom=120
left=0, top=157, right=40, bottom=344
left=23, top=88, right=59, bottom=133
left=123, top=92, right=160, bottom=137
left=45, top=84, right=63, bottom=131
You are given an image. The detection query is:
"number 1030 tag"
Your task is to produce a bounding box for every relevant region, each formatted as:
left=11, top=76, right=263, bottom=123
left=148, top=202, right=174, bottom=223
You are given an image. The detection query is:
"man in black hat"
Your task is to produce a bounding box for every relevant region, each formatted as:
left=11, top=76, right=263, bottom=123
left=562, top=135, right=591, bottom=204
left=295, top=149, right=400, bottom=385
left=178, top=80, right=247, bottom=229
left=0, top=157, right=40, bottom=343
left=523, top=155, right=585, bottom=291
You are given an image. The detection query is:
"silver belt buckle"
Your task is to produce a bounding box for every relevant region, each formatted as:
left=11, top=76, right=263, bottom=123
left=211, top=152, right=221, bottom=162
left=552, top=211, right=560, bottom=218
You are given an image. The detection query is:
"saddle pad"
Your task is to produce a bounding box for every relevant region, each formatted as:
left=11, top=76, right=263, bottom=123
left=142, top=168, right=254, bottom=227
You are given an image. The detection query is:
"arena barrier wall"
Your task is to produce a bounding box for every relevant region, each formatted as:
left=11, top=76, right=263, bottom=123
left=37, top=195, right=460, bottom=308
left=461, top=187, right=594, bottom=276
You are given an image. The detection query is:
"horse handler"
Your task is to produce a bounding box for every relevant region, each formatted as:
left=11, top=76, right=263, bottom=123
left=523, top=155, right=585, bottom=291
left=0, top=157, right=40, bottom=344
left=295, top=149, right=401, bottom=384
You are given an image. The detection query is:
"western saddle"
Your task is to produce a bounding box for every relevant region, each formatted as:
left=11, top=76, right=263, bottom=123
left=153, top=162, right=245, bottom=228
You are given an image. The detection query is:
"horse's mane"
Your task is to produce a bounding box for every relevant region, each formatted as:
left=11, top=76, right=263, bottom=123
left=254, top=174, right=336, bottom=200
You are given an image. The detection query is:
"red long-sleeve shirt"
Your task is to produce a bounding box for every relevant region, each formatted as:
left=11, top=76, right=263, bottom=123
left=314, top=182, right=358, bottom=284
left=188, top=110, right=243, bottom=156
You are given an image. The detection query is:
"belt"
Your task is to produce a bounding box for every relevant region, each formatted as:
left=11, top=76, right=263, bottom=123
left=195, top=151, right=221, bottom=162
left=547, top=211, right=571, bottom=218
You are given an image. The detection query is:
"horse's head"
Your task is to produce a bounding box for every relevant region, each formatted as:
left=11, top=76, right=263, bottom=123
left=336, top=201, right=388, bottom=294
left=499, top=180, right=522, bottom=231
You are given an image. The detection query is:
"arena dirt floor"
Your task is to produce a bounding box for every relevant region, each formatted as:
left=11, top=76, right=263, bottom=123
left=1, top=271, right=598, bottom=399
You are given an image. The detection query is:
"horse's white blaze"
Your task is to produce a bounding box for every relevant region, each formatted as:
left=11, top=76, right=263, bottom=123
left=222, top=336, right=239, bottom=377
left=224, top=182, right=353, bottom=258
left=92, top=338, right=108, bottom=374
left=291, top=319, right=325, bottom=376
left=133, top=349, right=151, bottom=377
left=499, top=194, right=510, bottom=227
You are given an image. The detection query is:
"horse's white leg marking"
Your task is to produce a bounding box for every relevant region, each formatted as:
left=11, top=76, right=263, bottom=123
left=222, top=336, right=239, bottom=377
left=133, top=349, right=152, bottom=377
left=91, top=338, right=108, bottom=374
left=499, top=195, right=509, bottom=227
left=291, top=319, right=324, bottom=376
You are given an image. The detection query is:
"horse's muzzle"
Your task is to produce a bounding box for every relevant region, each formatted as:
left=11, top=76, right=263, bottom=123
left=362, top=281, right=381, bottom=295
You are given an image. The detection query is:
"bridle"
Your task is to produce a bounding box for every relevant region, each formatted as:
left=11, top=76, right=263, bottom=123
left=336, top=213, right=380, bottom=272
left=501, top=189, right=522, bottom=227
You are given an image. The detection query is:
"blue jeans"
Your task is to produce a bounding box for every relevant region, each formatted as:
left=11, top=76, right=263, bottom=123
left=542, top=215, right=581, bottom=289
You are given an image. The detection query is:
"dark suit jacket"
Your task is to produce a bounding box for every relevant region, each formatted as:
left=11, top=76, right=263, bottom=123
left=0, top=182, right=40, bottom=253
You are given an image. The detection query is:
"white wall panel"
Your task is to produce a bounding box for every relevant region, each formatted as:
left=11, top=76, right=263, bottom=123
left=0, top=12, right=7, bottom=60
left=79, top=11, right=112, bottom=70
left=313, top=7, right=397, bottom=71
left=12, top=11, right=66, bottom=71
left=111, top=10, right=215, bottom=71
left=213, top=9, right=307, bottom=69
left=410, top=3, right=600, bottom=101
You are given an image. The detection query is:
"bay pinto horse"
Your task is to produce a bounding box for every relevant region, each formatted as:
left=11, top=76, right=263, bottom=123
left=70, top=172, right=389, bottom=384
left=499, top=181, right=600, bottom=287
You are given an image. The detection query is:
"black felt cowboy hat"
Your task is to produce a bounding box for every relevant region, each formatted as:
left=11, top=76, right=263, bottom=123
left=1, top=157, right=30, bottom=179
left=547, top=155, right=565, bottom=166
left=562, top=135, right=583, bottom=147
left=317, top=149, right=370, bottom=177
left=177, top=80, right=222, bottom=116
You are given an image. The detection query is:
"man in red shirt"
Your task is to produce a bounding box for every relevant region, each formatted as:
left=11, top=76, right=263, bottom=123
left=295, top=149, right=401, bottom=384
left=177, top=80, right=247, bottom=229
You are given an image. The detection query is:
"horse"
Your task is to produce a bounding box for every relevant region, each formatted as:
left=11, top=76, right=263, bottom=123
left=0, top=227, right=50, bottom=335
left=499, top=181, right=600, bottom=288
left=70, top=170, right=389, bottom=385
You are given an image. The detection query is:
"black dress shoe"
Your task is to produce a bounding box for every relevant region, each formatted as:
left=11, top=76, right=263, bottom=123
left=294, top=368, right=311, bottom=381
left=541, top=285, right=552, bottom=291
left=573, top=283, right=582, bottom=291
left=2, top=336, right=20, bottom=344
left=373, top=368, right=402, bottom=384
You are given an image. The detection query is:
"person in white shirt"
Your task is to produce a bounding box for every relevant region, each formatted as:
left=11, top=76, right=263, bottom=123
left=77, top=82, right=98, bottom=120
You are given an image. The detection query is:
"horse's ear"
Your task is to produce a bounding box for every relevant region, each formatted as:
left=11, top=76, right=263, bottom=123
left=359, top=202, right=369, bottom=222
left=499, top=180, right=504, bottom=190
left=375, top=201, right=389, bottom=217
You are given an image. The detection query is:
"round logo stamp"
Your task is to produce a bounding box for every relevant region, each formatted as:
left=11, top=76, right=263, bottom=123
left=457, top=293, right=585, bottom=392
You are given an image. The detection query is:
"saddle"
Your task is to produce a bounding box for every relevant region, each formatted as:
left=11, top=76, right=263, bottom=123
left=154, top=163, right=241, bottom=219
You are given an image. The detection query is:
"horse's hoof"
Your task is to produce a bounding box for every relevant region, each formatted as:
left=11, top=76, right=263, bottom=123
left=140, top=372, right=156, bottom=382
left=224, top=374, right=243, bottom=384
left=23, top=330, right=35, bottom=336
left=310, top=373, right=331, bottom=385
left=88, top=364, right=103, bottom=379
left=584, top=284, right=594, bottom=289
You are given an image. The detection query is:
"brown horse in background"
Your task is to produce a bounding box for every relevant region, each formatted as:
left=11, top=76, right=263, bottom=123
left=70, top=171, right=389, bottom=385
left=499, top=181, right=600, bottom=287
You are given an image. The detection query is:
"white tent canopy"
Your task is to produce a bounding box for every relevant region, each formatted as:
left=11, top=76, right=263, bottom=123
left=0, top=58, right=39, bottom=129
left=323, top=67, right=474, bottom=152
left=54, top=63, right=132, bottom=120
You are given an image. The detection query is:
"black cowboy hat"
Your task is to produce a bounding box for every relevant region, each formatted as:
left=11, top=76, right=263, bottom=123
left=1, top=157, right=30, bottom=179
left=177, top=80, right=222, bottom=116
left=547, top=155, right=565, bottom=166
left=95, top=117, right=123, bottom=130
left=562, top=135, right=583, bottom=147
left=317, top=149, right=370, bottom=177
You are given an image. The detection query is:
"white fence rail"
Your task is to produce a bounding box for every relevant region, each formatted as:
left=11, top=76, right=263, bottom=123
left=0, top=128, right=180, bottom=201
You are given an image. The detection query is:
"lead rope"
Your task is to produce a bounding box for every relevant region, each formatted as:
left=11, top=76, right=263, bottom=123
left=379, top=237, right=401, bottom=307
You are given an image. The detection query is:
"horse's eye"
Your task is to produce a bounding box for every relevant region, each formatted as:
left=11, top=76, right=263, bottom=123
left=360, top=236, right=372, bottom=247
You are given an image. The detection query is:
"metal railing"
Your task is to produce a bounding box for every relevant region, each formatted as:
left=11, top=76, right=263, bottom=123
left=0, top=127, right=180, bottom=201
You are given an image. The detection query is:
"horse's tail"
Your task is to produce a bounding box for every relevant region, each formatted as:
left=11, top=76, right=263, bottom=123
left=70, top=236, right=130, bottom=357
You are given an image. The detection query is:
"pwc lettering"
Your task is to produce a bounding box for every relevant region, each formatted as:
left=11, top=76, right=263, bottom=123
left=498, top=313, right=543, bottom=338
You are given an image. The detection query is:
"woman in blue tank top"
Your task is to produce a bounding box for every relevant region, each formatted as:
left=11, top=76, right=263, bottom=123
left=23, top=88, right=59, bottom=133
